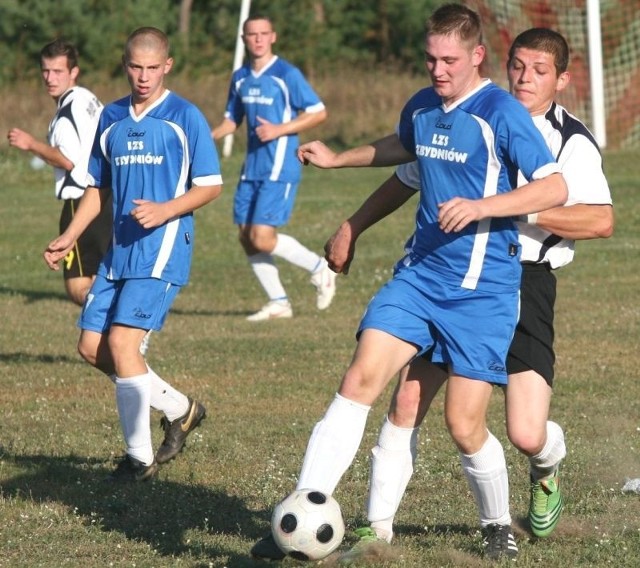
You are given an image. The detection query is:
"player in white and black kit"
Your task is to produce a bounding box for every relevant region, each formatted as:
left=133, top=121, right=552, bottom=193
left=8, top=39, right=111, bottom=306
left=311, top=28, right=613, bottom=561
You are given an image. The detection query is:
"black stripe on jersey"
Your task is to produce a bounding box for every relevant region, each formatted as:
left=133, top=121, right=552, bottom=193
left=546, top=101, right=601, bottom=160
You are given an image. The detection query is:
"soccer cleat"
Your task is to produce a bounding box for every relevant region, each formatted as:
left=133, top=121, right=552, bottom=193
left=310, top=262, right=337, bottom=310
left=482, top=523, right=518, bottom=560
left=250, top=533, right=286, bottom=561
left=246, top=300, right=293, bottom=322
left=529, top=471, right=563, bottom=537
left=107, top=454, right=158, bottom=483
left=338, top=526, right=392, bottom=564
left=155, top=398, right=206, bottom=464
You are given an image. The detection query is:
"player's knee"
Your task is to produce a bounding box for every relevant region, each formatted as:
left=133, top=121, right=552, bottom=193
left=77, top=337, right=97, bottom=366
left=445, top=416, right=486, bottom=454
left=390, top=386, right=422, bottom=425
left=507, top=425, right=545, bottom=457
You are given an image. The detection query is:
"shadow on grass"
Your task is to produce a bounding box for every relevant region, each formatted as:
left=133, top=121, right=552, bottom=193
left=0, top=284, right=68, bottom=303
left=0, top=352, right=80, bottom=364
left=0, top=449, right=270, bottom=566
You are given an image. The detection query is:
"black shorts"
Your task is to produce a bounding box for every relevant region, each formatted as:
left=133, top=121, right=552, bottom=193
left=59, top=195, right=112, bottom=280
left=507, top=263, right=556, bottom=386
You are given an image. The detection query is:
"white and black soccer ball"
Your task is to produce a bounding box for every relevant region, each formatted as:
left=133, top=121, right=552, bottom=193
left=271, top=489, right=345, bottom=561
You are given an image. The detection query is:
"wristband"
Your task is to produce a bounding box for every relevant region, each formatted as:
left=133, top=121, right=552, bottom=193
left=526, top=212, right=539, bottom=224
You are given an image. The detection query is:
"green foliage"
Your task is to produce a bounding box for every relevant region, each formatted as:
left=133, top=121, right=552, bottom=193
left=0, top=0, right=443, bottom=84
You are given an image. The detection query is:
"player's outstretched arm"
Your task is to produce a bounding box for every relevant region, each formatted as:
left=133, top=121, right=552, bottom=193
left=299, top=134, right=414, bottom=169
left=325, top=173, right=415, bottom=274
left=530, top=203, right=614, bottom=240
left=438, top=173, right=568, bottom=234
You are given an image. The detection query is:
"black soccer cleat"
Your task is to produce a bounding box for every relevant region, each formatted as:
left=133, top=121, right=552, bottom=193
left=250, top=533, right=286, bottom=561
left=155, top=398, right=206, bottom=464
left=482, top=523, right=518, bottom=560
left=107, top=454, right=158, bottom=483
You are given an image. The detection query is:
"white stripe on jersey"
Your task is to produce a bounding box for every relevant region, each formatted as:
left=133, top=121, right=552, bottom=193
left=269, top=76, right=291, bottom=181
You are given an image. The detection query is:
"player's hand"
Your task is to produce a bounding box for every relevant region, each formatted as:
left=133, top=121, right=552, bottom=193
left=255, top=116, right=280, bottom=143
left=43, top=235, right=74, bottom=270
left=131, top=199, right=170, bottom=229
left=7, top=128, right=34, bottom=151
left=324, top=221, right=356, bottom=275
left=438, top=197, right=486, bottom=233
left=298, top=140, right=338, bottom=168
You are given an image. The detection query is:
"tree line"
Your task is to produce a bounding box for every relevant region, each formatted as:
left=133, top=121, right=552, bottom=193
left=1, top=0, right=441, bottom=84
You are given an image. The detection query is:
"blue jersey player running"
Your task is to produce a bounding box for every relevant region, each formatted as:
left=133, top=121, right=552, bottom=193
left=252, top=3, right=567, bottom=561
left=44, top=27, right=223, bottom=482
left=212, top=14, right=336, bottom=321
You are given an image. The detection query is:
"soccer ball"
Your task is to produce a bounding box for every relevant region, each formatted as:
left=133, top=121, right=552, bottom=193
left=271, top=489, right=345, bottom=561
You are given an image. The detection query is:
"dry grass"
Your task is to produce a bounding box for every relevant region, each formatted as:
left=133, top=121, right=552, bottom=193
left=1, top=76, right=639, bottom=567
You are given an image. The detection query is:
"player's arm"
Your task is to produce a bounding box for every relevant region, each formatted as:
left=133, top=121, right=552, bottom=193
left=211, top=117, right=237, bottom=140
left=525, top=203, right=614, bottom=240
left=130, top=184, right=223, bottom=229
left=299, top=134, right=414, bottom=169
left=44, top=186, right=105, bottom=270
left=438, top=173, right=568, bottom=234
left=255, top=108, right=327, bottom=143
left=7, top=127, right=73, bottom=170
left=326, top=173, right=416, bottom=274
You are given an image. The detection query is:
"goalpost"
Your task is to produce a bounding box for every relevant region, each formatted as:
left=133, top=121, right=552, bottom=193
left=468, top=0, right=640, bottom=150
left=222, top=0, right=252, bottom=158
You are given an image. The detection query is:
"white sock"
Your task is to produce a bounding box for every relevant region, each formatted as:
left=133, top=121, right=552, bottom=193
left=297, top=393, right=371, bottom=494
left=272, top=233, right=322, bottom=274
left=367, top=416, right=419, bottom=542
left=248, top=252, right=288, bottom=302
left=460, top=431, right=511, bottom=527
left=530, top=421, right=566, bottom=480
left=147, top=365, right=189, bottom=422
left=115, top=374, right=154, bottom=466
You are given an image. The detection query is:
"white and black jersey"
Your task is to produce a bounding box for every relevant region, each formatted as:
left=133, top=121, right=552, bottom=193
left=48, top=86, right=103, bottom=200
left=516, top=102, right=612, bottom=268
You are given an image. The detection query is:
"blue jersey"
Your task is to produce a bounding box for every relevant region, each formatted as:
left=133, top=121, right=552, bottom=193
left=88, top=90, right=222, bottom=286
left=224, top=56, right=325, bottom=183
left=397, top=80, right=560, bottom=293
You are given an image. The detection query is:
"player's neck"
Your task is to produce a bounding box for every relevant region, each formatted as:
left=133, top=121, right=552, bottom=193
left=251, top=53, right=276, bottom=72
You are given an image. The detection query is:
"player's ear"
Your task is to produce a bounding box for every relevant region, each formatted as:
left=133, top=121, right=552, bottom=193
left=70, top=65, right=80, bottom=81
left=556, top=71, right=570, bottom=93
left=164, top=57, right=174, bottom=75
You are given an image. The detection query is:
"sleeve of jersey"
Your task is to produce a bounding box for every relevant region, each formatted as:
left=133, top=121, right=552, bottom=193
left=397, top=89, right=433, bottom=154
left=50, top=116, right=81, bottom=170
left=287, top=67, right=325, bottom=113
left=505, top=102, right=561, bottom=181
left=224, top=72, right=244, bottom=124
left=188, top=107, right=223, bottom=187
left=395, top=161, right=421, bottom=191
left=86, top=115, right=112, bottom=189
left=558, top=135, right=612, bottom=206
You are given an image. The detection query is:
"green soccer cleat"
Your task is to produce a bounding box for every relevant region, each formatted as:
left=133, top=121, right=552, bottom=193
left=529, top=472, right=563, bottom=538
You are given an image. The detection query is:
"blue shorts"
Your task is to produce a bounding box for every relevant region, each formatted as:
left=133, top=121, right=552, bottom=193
left=79, top=274, right=181, bottom=333
left=233, top=179, right=298, bottom=226
left=358, top=269, right=519, bottom=385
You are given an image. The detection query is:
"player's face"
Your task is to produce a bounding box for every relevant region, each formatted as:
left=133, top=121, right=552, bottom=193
left=124, top=47, right=173, bottom=107
left=424, top=33, right=484, bottom=105
left=243, top=19, right=276, bottom=60
left=507, top=47, right=569, bottom=116
left=40, top=56, right=78, bottom=101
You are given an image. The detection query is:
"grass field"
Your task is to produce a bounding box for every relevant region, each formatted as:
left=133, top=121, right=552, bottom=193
left=1, top=146, right=639, bottom=567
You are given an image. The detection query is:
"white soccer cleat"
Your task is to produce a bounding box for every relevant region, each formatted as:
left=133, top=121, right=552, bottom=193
left=246, top=300, right=293, bottom=322
left=311, top=262, right=337, bottom=310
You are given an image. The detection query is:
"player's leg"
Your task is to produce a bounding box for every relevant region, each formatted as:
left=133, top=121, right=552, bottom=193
left=297, top=328, right=418, bottom=494
left=365, top=358, right=446, bottom=542
left=506, top=264, right=565, bottom=537
left=446, top=375, right=516, bottom=559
